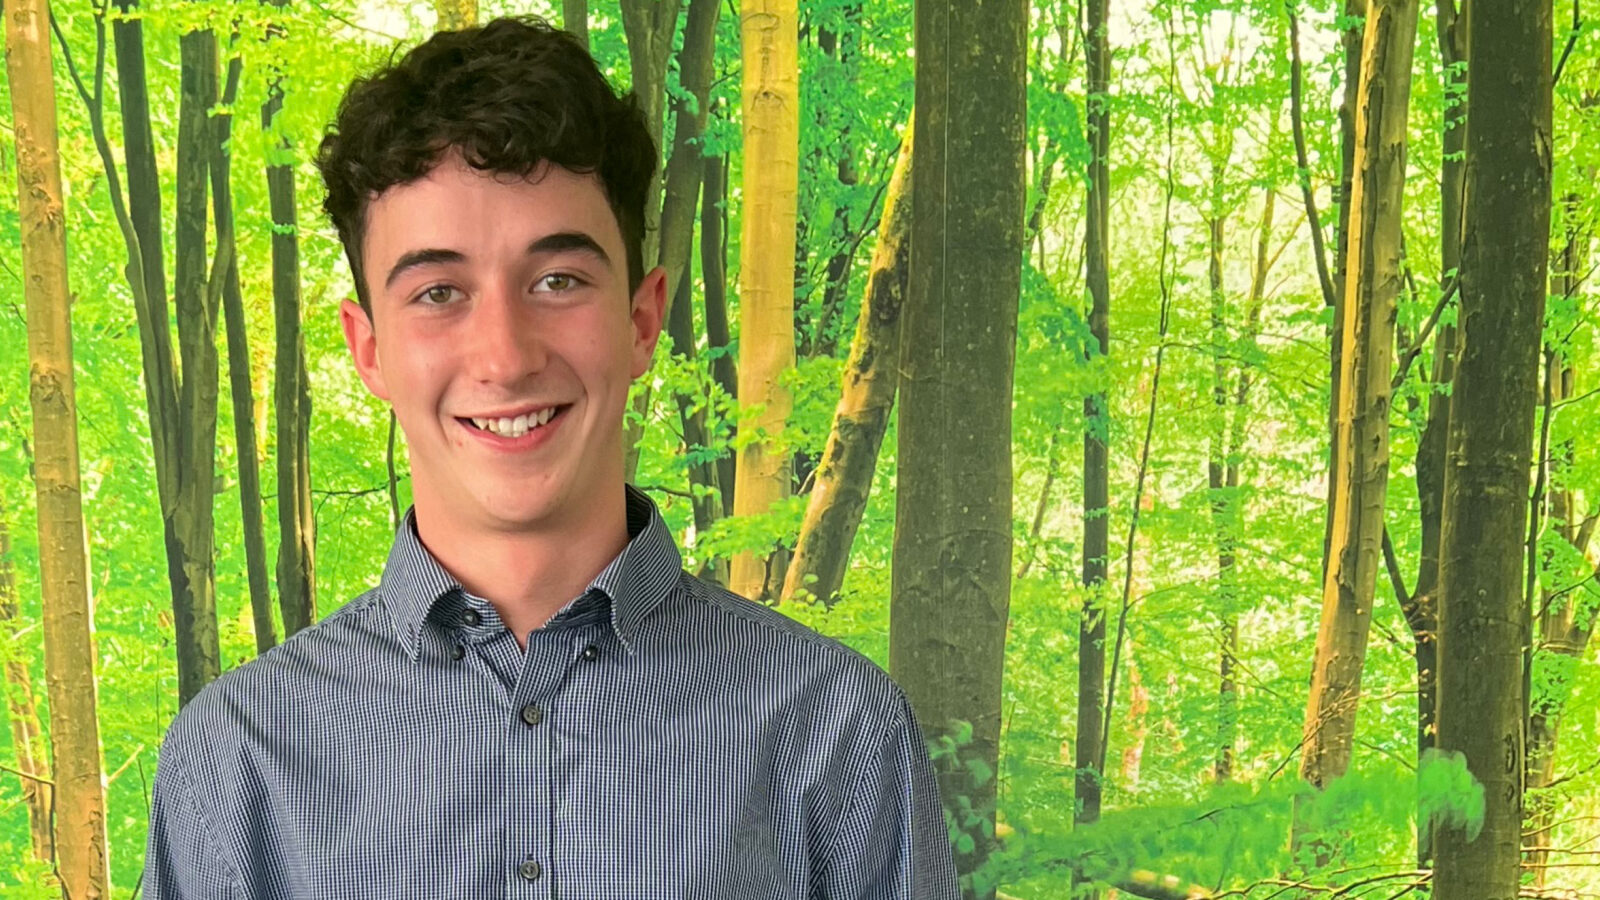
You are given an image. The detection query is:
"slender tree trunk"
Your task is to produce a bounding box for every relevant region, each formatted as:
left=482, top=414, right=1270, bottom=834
left=6, top=0, right=112, bottom=888
left=210, top=55, right=277, bottom=655
left=891, top=0, right=1023, bottom=892
left=1524, top=214, right=1586, bottom=884
left=1408, top=2, right=1464, bottom=835
left=1078, top=0, right=1112, bottom=837
left=263, top=0, right=315, bottom=636
left=782, top=121, right=912, bottom=608
left=1296, top=0, right=1416, bottom=855
left=620, top=0, right=686, bottom=481
left=563, top=0, right=589, bottom=49
left=1322, top=0, right=1368, bottom=578
left=701, top=152, right=737, bottom=517
left=656, top=0, right=720, bottom=306
left=173, top=22, right=224, bottom=703
left=1432, top=1, right=1550, bottom=894
left=111, top=0, right=175, bottom=485
left=0, top=507, right=54, bottom=862
left=666, top=229, right=727, bottom=583
left=729, top=0, right=799, bottom=603
left=1206, top=198, right=1238, bottom=784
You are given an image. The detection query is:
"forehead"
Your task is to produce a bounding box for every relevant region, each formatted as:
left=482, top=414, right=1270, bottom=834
left=361, top=155, right=623, bottom=275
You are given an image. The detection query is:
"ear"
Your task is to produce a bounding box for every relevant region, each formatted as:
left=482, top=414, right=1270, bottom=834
left=628, top=265, right=668, bottom=380
left=339, top=298, right=391, bottom=402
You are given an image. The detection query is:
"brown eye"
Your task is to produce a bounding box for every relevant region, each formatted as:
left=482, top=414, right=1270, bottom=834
left=536, top=273, right=577, bottom=293
left=422, top=285, right=458, bottom=305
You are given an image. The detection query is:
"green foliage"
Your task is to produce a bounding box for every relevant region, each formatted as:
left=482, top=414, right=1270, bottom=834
left=1418, top=748, right=1486, bottom=847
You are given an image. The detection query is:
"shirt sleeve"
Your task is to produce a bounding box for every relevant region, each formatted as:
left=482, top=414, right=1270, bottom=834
left=142, top=741, right=243, bottom=900
left=817, top=690, right=962, bottom=899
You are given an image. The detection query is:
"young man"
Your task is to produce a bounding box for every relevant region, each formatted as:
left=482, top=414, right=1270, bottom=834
left=142, top=16, right=960, bottom=899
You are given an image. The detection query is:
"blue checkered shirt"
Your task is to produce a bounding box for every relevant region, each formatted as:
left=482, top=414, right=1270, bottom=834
left=142, top=486, right=959, bottom=899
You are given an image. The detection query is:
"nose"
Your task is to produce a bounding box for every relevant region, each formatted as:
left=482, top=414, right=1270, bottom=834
left=465, top=281, right=548, bottom=384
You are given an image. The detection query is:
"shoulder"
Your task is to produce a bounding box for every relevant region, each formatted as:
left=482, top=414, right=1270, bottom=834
left=157, top=588, right=394, bottom=768
left=656, top=572, right=912, bottom=734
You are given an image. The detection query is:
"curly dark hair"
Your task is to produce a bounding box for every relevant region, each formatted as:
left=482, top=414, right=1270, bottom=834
left=314, top=15, right=656, bottom=312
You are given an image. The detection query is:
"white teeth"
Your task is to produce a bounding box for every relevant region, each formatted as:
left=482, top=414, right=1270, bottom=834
left=469, top=408, right=559, bottom=437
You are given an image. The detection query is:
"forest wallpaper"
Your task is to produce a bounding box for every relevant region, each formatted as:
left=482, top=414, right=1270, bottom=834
left=0, top=0, right=1591, bottom=897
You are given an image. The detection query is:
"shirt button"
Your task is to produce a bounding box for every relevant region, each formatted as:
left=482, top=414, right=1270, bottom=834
left=520, top=704, right=544, bottom=727
left=462, top=609, right=481, bottom=627
left=518, top=859, right=542, bottom=881
left=581, top=644, right=599, bottom=661
left=450, top=644, right=465, bottom=661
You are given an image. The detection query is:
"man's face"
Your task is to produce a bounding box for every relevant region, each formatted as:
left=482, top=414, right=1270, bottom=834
left=340, top=152, right=664, bottom=537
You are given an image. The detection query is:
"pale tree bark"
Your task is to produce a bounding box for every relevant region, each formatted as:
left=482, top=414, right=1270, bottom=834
left=729, top=0, right=798, bottom=603
left=6, top=0, right=112, bottom=890
left=890, top=0, right=1023, bottom=893
left=1432, top=0, right=1550, bottom=894
left=1078, top=0, right=1111, bottom=836
left=0, top=506, right=54, bottom=862
left=563, top=0, right=589, bottom=49
left=782, top=120, right=911, bottom=608
left=433, top=0, right=476, bottom=29
left=263, top=0, right=315, bottom=636
left=1321, top=0, right=1368, bottom=576
left=619, top=0, right=685, bottom=481
left=1296, top=0, right=1416, bottom=831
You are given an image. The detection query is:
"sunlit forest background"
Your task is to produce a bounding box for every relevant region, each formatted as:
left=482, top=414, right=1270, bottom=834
left=2, top=0, right=1595, bottom=896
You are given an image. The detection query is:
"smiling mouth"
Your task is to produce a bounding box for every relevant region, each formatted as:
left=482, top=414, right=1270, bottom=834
left=459, top=405, right=569, bottom=439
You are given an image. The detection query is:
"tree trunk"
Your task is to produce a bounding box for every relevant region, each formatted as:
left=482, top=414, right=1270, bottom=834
left=6, top=0, right=113, bottom=888
left=1524, top=209, right=1586, bottom=885
left=433, top=0, right=476, bottom=29
left=210, top=56, right=277, bottom=656
left=1322, top=0, right=1367, bottom=578
left=782, top=120, right=912, bottom=608
left=891, top=0, right=1023, bottom=893
left=563, top=0, right=588, bottom=49
left=0, top=507, right=54, bottom=862
left=1408, top=0, right=1464, bottom=829
left=655, top=0, right=720, bottom=307
left=111, top=0, right=176, bottom=495
left=729, top=0, right=798, bottom=603
left=701, top=152, right=737, bottom=517
left=1206, top=201, right=1237, bottom=785
left=1078, top=0, right=1112, bottom=837
left=173, top=23, right=224, bottom=703
left=1431, top=0, right=1550, bottom=893
left=1297, top=0, right=1416, bottom=819
left=619, top=0, right=686, bottom=481
left=263, top=0, right=316, bottom=637
left=1525, top=355, right=1585, bottom=887
left=666, top=229, right=727, bottom=583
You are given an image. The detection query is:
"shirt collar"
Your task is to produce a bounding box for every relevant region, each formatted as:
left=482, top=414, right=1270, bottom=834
left=380, top=485, right=682, bottom=663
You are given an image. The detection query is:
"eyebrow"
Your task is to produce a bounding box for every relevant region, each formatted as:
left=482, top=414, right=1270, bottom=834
left=383, top=232, right=613, bottom=290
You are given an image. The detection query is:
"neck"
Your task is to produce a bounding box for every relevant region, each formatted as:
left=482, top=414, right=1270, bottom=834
left=411, top=490, right=630, bottom=649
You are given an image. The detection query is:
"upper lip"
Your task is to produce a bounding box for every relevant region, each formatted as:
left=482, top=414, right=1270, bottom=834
left=460, top=403, right=567, bottom=420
